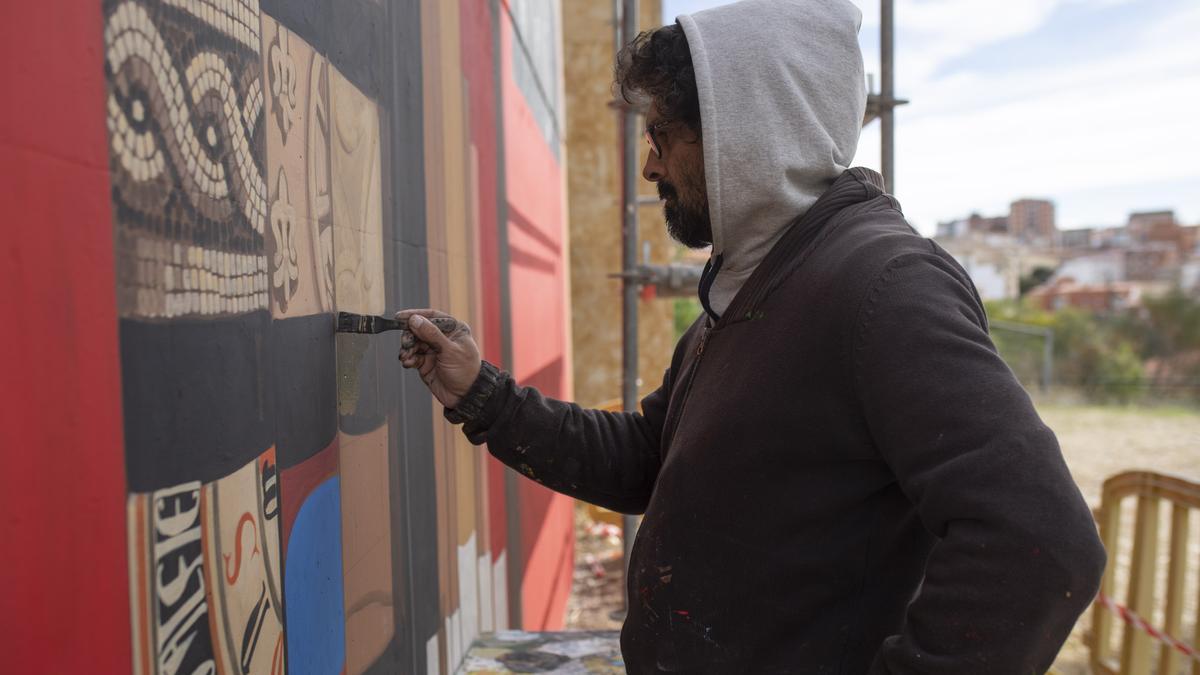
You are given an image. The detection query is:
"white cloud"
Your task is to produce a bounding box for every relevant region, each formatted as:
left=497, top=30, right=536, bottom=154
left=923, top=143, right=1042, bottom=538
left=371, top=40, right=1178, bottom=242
left=851, top=0, right=1200, bottom=232
left=663, top=0, right=1200, bottom=232
left=855, top=0, right=1144, bottom=86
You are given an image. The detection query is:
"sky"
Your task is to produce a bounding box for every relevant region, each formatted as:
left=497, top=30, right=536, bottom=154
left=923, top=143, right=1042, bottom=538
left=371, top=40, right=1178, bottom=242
left=660, top=0, right=1200, bottom=235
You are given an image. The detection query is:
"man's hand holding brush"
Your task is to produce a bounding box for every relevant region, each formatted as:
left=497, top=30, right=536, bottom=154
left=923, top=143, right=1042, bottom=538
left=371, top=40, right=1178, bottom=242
left=395, top=309, right=481, bottom=409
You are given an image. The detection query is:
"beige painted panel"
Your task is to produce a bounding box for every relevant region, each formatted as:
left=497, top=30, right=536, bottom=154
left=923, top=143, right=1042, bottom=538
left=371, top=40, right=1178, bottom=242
left=261, top=16, right=335, bottom=318
left=339, top=424, right=395, bottom=675
left=330, top=65, right=385, bottom=315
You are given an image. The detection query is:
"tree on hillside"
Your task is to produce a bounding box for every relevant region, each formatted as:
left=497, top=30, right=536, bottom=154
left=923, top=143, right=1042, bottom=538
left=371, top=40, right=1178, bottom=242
left=1019, top=266, right=1056, bottom=297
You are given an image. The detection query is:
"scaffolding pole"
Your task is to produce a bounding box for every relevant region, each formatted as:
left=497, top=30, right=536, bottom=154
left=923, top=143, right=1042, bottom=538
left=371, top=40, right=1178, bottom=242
left=881, top=0, right=896, bottom=194
left=618, top=0, right=640, bottom=614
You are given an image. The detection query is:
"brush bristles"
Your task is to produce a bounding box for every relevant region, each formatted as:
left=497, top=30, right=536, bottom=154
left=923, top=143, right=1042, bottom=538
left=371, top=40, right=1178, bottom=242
left=336, top=312, right=394, bottom=334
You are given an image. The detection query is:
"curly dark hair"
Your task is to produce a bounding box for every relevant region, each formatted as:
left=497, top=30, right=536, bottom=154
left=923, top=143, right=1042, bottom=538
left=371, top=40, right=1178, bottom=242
left=614, top=22, right=701, bottom=133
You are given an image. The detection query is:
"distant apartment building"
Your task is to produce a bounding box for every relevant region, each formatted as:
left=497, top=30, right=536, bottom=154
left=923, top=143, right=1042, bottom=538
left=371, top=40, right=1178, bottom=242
left=936, top=213, right=1008, bottom=239
left=1181, top=260, right=1200, bottom=292
left=1058, top=227, right=1093, bottom=250
left=1128, top=210, right=1177, bottom=242
left=1026, top=278, right=1170, bottom=313
left=1032, top=246, right=1176, bottom=311
left=1092, top=225, right=1132, bottom=249
left=935, top=234, right=1060, bottom=301
left=1054, top=250, right=1125, bottom=285
left=938, top=200, right=1196, bottom=307
left=1125, top=210, right=1198, bottom=259
left=1125, top=242, right=1181, bottom=281
left=937, top=199, right=1055, bottom=245
left=1009, top=198, right=1056, bottom=244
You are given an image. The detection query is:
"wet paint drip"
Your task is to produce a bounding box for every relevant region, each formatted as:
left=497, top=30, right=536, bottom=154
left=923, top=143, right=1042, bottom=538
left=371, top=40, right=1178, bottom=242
left=335, top=333, right=370, bottom=416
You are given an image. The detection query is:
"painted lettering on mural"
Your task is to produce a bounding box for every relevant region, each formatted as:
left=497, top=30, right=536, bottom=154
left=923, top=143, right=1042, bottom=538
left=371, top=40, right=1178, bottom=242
left=151, top=482, right=217, bottom=675
left=128, top=454, right=287, bottom=675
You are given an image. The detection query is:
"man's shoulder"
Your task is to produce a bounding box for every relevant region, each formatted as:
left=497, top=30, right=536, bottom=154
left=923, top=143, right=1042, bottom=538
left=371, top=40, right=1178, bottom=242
left=763, top=199, right=984, bottom=336
left=804, top=199, right=936, bottom=290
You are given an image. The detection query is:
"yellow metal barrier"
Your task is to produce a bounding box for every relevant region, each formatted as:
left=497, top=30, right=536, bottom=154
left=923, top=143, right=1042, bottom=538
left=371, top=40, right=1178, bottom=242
left=1089, top=471, right=1200, bottom=675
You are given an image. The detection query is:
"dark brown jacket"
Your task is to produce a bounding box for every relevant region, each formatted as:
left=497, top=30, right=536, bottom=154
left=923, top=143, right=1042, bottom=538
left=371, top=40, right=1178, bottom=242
left=447, top=168, right=1105, bottom=673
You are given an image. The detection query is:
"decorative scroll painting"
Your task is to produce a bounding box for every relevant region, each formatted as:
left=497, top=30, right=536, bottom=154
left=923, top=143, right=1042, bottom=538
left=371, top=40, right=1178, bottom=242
left=261, top=15, right=335, bottom=318
left=202, top=451, right=287, bottom=675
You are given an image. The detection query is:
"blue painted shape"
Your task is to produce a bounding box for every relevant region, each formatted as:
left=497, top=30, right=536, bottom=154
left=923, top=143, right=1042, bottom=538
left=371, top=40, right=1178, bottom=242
left=285, top=477, right=346, bottom=674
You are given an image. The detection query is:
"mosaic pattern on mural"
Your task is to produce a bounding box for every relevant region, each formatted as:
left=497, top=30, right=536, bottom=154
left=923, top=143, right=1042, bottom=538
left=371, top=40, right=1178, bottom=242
left=105, top=0, right=269, bottom=319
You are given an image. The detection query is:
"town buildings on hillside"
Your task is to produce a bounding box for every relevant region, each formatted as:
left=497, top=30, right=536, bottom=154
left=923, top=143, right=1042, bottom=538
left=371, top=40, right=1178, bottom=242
left=935, top=201, right=1199, bottom=312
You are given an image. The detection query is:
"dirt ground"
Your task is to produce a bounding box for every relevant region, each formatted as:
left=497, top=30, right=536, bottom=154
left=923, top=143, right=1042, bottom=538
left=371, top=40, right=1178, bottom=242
left=563, top=400, right=1200, bottom=672
left=563, top=512, right=627, bottom=632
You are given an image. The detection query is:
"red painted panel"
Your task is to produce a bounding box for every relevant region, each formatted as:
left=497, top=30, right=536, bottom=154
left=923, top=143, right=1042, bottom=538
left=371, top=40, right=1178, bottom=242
left=0, top=2, right=131, bottom=672
left=459, top=0, right=509, bottom=564
left=521, top=489, right=575, bottom=630
left=499, top=10, right=574, bottom=629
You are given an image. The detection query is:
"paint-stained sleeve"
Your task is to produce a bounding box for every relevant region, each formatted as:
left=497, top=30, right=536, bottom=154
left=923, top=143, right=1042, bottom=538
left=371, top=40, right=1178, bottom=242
left=852, top=251, right=1106, bottom=674
left=444, top=360, right=667, bottom=511
left=444, top=361, right=668, bottom=514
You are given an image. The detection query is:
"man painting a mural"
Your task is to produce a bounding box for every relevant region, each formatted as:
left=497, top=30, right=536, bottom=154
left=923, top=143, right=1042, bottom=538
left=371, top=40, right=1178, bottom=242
left=399, top=0, right=1105, bottom=671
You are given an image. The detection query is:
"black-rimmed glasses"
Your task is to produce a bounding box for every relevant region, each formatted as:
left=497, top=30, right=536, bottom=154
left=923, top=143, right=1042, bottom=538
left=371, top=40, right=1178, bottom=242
left=644, top=120, right=673, bottom=158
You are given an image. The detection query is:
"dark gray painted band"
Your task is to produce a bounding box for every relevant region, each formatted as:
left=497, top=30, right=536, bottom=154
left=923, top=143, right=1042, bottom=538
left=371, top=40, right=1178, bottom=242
left=381, top=0, right=435, bottom=671
left=271, top=314, right=339, bottom=469
left=260, top=0, right=384, bottom=99
left=120, top=312, right=338, bottom=491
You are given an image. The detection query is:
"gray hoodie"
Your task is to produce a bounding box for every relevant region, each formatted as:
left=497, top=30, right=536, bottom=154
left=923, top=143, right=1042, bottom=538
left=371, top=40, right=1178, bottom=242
left=678, top=0, right=867, bottom=316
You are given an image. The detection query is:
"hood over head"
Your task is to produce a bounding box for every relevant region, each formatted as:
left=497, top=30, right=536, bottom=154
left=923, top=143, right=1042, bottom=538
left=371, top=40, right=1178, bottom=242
left=677, top=0, right=867, bottom=317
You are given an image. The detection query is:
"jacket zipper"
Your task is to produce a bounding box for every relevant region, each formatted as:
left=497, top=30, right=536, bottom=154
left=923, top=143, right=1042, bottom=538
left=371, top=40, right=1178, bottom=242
left=695, top=327, right=709, bottom=356
left=663, top=324, right=712, bottom=449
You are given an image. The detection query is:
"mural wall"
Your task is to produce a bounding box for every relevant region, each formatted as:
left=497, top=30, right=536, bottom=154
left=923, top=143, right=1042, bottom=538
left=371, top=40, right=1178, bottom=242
left=1, top=0, right=570, bottom=674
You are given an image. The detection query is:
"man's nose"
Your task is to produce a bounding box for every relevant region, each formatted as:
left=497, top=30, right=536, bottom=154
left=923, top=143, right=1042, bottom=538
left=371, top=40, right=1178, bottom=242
left=642, top=149, right=665, bottom=182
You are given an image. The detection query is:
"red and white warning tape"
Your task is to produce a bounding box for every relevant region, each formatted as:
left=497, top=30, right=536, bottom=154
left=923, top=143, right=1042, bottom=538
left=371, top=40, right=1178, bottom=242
left=1096, top=592, right=1200, bottom=663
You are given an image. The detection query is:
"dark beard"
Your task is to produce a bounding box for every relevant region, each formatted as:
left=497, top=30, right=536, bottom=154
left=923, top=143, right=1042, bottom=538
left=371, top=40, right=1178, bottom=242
left=659, top=181, right=712, bottom=249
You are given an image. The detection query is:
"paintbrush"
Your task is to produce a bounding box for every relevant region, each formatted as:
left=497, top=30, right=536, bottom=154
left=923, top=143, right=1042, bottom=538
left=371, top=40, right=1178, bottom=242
left=335, top=312, right=460, bottom=350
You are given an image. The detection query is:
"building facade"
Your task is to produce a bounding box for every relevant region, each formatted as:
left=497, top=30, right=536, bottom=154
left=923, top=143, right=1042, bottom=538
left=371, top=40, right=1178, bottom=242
left=563, top=0, right=673, bottom=409
left=1009, top=198, right=1056, bottom=244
